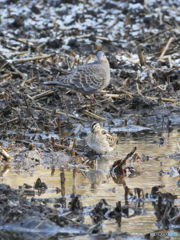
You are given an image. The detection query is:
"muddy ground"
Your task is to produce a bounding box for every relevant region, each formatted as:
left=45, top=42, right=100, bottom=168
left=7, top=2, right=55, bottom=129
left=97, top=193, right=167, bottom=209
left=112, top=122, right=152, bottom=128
left=1, top=0, right=180, bottom=239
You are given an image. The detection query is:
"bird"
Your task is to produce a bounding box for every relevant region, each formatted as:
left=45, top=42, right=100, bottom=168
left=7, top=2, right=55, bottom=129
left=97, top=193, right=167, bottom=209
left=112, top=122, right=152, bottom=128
left=87, top=122, right=116, bottom=154
left=43, top=51, right=110, bottom=96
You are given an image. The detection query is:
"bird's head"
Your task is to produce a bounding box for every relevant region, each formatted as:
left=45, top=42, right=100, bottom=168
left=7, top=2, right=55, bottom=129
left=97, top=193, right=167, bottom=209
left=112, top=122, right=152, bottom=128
left=97, top=51, right=108, bottom=64
left=91, top=122, right=101, bottom=132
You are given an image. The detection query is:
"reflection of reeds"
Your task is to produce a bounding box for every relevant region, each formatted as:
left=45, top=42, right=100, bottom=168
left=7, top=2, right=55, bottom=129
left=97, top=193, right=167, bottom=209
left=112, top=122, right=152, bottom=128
left=72, top=168, right=76, bottom=196
left=61, top=169, right=65, bottom=197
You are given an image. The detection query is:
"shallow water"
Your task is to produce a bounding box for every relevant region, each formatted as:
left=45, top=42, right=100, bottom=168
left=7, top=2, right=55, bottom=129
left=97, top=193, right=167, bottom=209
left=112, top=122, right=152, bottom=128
left=2, top=129, right=180, bottom=239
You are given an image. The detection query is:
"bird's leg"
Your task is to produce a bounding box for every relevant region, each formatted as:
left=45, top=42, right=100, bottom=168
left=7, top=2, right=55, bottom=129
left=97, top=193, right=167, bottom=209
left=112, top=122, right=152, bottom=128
left=83, top=95, right=91, bottom=100
left=77, top=92, right=83, bottom=102
left=83, top=95, right=96, bottom=102
left=91, top=95, right=97, bottom=102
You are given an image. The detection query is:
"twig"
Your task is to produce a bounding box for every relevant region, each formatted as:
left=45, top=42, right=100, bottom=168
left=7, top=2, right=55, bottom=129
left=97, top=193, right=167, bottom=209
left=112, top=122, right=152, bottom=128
left=0, top=164, right=10, bottom=177
left=103, top=93, right=133, bottom=99
left=26, top=94, right=34, bottom=101
left=164, top=65, right=180, bottom=74
left=19, top=184, right=26, bottom=196
left=34, top=219, right=47, bottom=230
left=2, top=51, right=29, bottom=56
left=10, top=37, right=27, bottom=44
left=0, top=149, right=10, bottom=160
left=64, top=109, right=70, bottom=123
left=11, top=54, right=54, bottom=63
left=53, top=143, right=79, bottom=155
left=0, top=73, right=11, bottom=79
left=31, top=90, right=55, bottom=100
left=0, top=62, right=8, bottom=71
left=87, top=222, right=101, bottom=234
left=177, top=143, right=180, bottom=150
left=84, top=110, right=106, bottom=121
left=35, top=106, right=87, bottom=121
left=147, top=96, right=178, bottom=103
left=7, top=117, right=19, bottom=123
left=95, top=35, right=126, bottom=43
left=103, top=93, right=178, bottom=103
left=0, top=117, right=19, bottom=127
left=60, top=215, right=89, bottom=229
left=80, top=99, right=107, bottom=109
left=158, top=37, right=173, bottom=62
left=112, top=88, right=133, bottom=97
left=21, top=77, right=36, bottom=87
left=9, top=64, right=26, bottom=79
left=142, top=27, right=172, bottom=42
left=136, top=83, right=142, bottom=96
left=136, top=43, right=145, bottom=66
left=83, top=0, right=87, bottom=11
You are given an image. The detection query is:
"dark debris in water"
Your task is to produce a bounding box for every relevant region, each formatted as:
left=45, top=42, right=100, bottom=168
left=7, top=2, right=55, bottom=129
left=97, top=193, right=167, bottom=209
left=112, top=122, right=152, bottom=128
left=1, top=179, right=180, bottom=239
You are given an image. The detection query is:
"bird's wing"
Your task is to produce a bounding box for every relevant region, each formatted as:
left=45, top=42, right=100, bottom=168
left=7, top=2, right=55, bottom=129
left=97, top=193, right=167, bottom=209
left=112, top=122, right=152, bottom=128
left=101, top=129, right=116, bottom=148
left=105, top=134, right=116, bottom=148
left=68, top=63, right=107, bottom=92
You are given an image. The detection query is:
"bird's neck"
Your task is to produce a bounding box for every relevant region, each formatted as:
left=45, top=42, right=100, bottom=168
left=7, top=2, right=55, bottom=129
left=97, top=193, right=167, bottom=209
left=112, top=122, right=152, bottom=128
left=94, top=129, right=101, bottom=135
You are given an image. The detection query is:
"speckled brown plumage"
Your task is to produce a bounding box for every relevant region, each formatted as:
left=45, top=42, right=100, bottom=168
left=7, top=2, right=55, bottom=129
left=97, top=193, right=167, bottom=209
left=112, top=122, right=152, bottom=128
left=44, top=51, right=110, bottom=95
